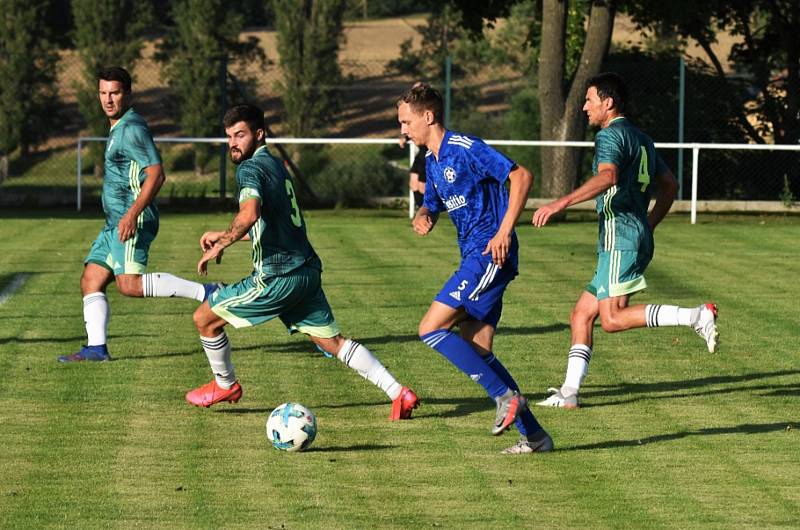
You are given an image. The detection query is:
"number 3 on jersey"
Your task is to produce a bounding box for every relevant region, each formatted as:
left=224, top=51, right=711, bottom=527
left=285, top=179, right=302, bottom=227
left=637, top=146, right=651, bottom=192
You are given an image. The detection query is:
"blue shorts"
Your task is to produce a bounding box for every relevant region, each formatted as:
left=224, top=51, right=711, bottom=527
left=434, top=256, right=517, bottom=328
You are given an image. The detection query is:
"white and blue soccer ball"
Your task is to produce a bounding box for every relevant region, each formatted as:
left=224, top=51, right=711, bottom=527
left=266, top=402, right=317, bottom=452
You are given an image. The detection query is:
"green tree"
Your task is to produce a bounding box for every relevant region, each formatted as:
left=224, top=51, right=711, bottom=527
left=272, top=0, right=347, bottom=137
left=0, top=0, right=59, bottom=183
left=537, top=0, right=615, bottom=197
left=400, top=0, right=615, bottom=197
left=157, top=0, right=264, bottom=176
left=72, top=0, right=151, bottom=179
left=626, top=0, right=800, bottom=145
left=625, top=0, right=800, bottom=198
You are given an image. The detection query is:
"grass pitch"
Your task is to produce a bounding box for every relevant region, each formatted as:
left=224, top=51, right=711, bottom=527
left=0, top=210, right=798, bottom=529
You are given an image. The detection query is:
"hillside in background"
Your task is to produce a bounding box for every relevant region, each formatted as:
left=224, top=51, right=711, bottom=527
left=49, top=14, right=740, bottom=143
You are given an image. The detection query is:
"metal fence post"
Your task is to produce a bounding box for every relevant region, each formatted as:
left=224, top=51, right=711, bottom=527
left=76, top=138, right=82, bottom=212
left=219, top=54, right=228, bottom=199
left=677, top=56, right=686, bottom=200
left=408, top=141, right=419, bottom=219
left=691, top=145, right=699, bottom=225
left=444, top=54, right=452, bottom=129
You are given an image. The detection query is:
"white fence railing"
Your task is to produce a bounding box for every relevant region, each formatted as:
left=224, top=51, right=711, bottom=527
left=77, top=137, right=800, bottom=224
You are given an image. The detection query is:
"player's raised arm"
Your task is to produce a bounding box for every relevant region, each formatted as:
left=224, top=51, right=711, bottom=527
left=412, top=206, right=438, bottom=236
left=532, top=163, right=618, bottom=227
left=647, top=168, right=678, bottom=232
left=197, top=198, right=260, bottom=275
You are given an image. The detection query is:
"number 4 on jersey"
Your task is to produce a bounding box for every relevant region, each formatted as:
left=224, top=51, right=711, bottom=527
left=638, top=146, right=651, bottom=192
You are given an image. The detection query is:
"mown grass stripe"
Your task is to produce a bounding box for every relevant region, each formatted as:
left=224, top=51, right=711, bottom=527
left=0, top=211, right=798, bottom=528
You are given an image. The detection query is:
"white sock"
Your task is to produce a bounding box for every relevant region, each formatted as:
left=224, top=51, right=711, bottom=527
left=336, top=339, right=402, bottom=400
left=563, top=343, right=592, bottom=393
left=83, top=292, right=109, bottom=346
left=645, top=305, right=698, bottom=327
left=200, top=333, right=236, bottom=389
left=142, top=272, right=205, bottom=302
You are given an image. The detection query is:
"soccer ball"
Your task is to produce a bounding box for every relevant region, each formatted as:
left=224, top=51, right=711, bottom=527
left=266, top=402, right=317, bottom=452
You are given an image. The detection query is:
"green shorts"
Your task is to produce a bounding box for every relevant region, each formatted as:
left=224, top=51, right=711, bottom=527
left=209, top=264, right=340, bottom=337
left=587, top=246, right=653, bottom=301
left=85, top=223, right=158, bottom=276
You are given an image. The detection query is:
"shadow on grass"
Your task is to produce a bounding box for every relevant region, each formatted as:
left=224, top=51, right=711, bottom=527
left=117, top=349, right=197, bottom=360
left=578, top=369, right=800, bottom=408
left=306, top=444, right=397, bottom=453
left=240, top=323, right=571, bottom=354
left=564, top=421, right=796, bottom=451
left=0, top=333, right=154, bottom=345
left=215, top=396, right=493, bottom=420
left=762, top=386, right=800, bottom=397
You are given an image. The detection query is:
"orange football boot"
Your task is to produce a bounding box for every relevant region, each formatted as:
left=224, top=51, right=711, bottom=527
left=185, top=380, right=242, bottom=408
left=390, top=387, right=419, bottom=420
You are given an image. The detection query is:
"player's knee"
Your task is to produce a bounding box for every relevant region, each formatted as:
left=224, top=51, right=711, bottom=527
left=115, top=275, right=142, bottom=297
left=80, top=269, right=106, bottom=295
left=192, top=306, right=208, bottom=330
left=600, top=316, right=624, bottom=333
left=116, top=282, right=138, bottom=297
left=571, top=306, right=594, bottom=328
left=316, top=335, right=345, bottom=356
left=418, top=319, right=437, bottom=338
left=79, top=275, right=92, bottom=294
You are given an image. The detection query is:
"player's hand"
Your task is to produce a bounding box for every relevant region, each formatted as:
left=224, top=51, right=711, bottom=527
left=200, top=231, right=224, bottom=251
left=197, top=245, right=222, bottom=276
left=531, top=199, right=566, bottom=227
left=412, top=213, right=434, bottom=235
left=483, top=230, right=511, bottom=267
left=117, top=214, right=137, bottom=242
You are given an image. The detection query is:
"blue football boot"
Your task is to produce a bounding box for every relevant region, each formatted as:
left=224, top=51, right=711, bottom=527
left=58, top=344, right=111, bottom=362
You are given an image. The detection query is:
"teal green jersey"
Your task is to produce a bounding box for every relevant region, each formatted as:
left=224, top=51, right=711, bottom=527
left=236, top=145, right=317, bottom=278
left=102, top=108, right=162, bottom=228
left=592, top=117, right=669, bottom=251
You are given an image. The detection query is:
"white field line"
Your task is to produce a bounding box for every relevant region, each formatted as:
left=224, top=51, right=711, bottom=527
left=0, top=274, right=28, bottom=307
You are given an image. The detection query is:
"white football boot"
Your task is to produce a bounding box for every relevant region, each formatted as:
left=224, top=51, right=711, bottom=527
left=502, top=430, right=555, bottom=454
left=693, top=303, right=719, bottom=353
left=535, top=387, right=579, bottom=409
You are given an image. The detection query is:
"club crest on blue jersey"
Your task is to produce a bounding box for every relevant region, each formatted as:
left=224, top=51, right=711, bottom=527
left=444, top=166, right=457, bottom=183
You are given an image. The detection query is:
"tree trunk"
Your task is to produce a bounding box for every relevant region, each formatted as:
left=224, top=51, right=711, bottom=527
left=538, top=0, right=616, bottom=198
left=0, top=154, right=8, bottom=185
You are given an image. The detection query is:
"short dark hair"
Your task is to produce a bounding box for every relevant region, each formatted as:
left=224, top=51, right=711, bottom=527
left=223, top=104, right=265, bottom=133
left=398, top=83, right=443, bottom=124
left=587, top=72, right=628, bottom=113
left=98, top=66, right=132, bottom=93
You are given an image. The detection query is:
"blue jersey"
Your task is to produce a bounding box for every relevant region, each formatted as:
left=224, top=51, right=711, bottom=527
left=423, top=131, right=517, bottom=263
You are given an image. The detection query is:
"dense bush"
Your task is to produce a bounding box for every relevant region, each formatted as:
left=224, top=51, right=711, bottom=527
left=304, top=147, right=404, bottom=207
